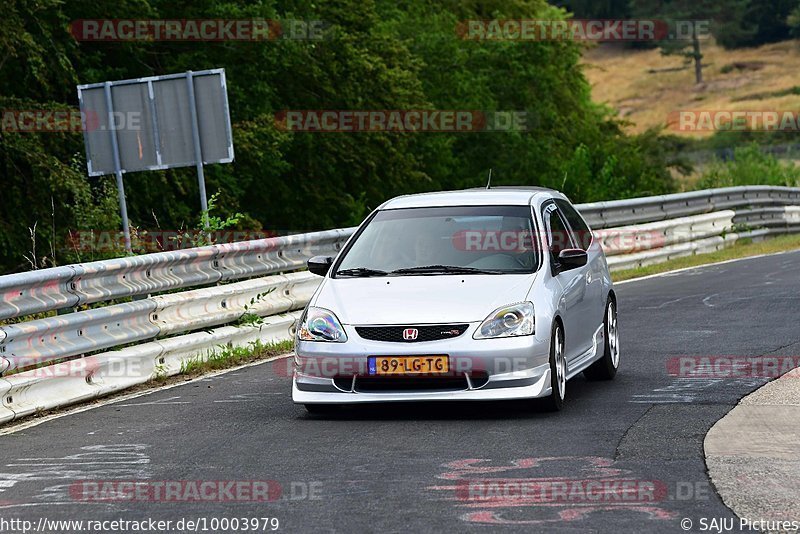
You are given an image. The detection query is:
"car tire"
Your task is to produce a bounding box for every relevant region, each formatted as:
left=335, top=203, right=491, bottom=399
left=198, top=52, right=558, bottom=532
left=541, top=321, right=566, bottom=412
left=584, top=298, right=619, bottom=381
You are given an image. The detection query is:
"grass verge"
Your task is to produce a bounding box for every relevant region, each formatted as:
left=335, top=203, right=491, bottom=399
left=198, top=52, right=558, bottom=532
left=612, top=233, right=800, bottom=282
left=173, top=339, right=294, bottom=380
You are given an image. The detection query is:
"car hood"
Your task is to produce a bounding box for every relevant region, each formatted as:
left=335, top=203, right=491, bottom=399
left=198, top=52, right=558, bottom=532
left=312, top=274, right=537, bottom=324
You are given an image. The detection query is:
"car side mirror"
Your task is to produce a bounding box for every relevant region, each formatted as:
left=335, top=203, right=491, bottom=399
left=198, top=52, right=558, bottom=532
left=555, top=248, right=587, bottom=273
left=307, top=256, right=333, bottom=276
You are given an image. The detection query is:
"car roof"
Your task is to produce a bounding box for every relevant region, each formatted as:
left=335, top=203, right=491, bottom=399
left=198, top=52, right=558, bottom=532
left=379, top=187, right=564, bottom=209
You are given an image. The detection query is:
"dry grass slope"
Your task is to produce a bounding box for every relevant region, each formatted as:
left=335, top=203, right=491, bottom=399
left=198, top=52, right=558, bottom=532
left=583, top=40, right=800, bottom=137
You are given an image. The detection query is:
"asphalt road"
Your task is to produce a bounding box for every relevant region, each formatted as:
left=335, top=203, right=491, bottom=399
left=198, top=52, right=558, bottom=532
left=1, top=250, right=799, bottom=534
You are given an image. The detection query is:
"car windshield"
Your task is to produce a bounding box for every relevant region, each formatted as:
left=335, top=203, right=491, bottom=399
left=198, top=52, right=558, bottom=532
left=334, top=205, right=539, bottom=276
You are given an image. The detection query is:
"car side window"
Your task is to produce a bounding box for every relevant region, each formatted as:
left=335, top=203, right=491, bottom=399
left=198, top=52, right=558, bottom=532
left=555, top=199, right=592, bottom=251
left=544, top=203, right=574, bottom=257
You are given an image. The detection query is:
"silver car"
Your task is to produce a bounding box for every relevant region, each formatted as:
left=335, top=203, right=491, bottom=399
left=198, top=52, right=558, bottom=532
left=292, top=187, right=619, bottom=412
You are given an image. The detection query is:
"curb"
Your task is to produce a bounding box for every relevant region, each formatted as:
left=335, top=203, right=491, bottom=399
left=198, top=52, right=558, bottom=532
left=705, top=366, right=800, bottom=529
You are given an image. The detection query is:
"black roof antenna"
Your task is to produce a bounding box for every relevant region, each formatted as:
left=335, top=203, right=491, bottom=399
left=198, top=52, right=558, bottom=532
left=486, top=168, right=493, bottom=189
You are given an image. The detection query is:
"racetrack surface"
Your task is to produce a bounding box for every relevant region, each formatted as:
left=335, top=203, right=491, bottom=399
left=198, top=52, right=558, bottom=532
left=1, top=250, right=799, bottom=533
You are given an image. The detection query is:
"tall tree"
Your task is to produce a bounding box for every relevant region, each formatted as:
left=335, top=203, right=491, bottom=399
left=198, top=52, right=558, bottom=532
left=634, top=0, right=755, bottom=84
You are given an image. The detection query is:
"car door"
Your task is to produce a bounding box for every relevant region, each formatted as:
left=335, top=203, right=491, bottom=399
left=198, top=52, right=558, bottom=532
left=555, top=198, right=604, bottom=334
left=543, top=202, right=593, bottom=362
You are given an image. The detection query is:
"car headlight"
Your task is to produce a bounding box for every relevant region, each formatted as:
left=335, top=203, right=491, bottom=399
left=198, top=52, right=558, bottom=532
left=298, top=307, right=348, bottom=342
left=473, top=302, right=535, bottom=339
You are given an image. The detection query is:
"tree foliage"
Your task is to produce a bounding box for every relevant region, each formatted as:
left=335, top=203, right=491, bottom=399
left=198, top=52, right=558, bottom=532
left=0, top=0, right=682, bottom=272
left=564, top=0, right=800, bottom=50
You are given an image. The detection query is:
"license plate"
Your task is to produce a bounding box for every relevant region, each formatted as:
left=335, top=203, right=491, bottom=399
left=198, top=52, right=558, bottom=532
left=368, top=355, right=449, bottom=376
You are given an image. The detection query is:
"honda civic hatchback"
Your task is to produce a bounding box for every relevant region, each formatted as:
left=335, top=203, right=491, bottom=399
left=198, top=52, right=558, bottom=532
left=293, top=187, right=619, bottom=412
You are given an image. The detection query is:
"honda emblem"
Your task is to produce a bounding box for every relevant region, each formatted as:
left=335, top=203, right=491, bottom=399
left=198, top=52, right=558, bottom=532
left=402, top=328, right=419, bottom=341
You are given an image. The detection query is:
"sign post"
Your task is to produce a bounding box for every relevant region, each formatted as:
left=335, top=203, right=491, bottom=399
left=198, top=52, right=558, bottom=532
left=185, top=71, right=210, bottom=230
left=77, top=69, right=234, bottom=252
left=102, top=81, right=133, bottom=253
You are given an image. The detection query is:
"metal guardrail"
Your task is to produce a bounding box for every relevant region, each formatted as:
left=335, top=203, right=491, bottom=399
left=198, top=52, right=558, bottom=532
left=604, top=206, right=800, bottom=271
left=577, top=185, right=800, bottom=229
left=733, top=205, right=800, bottom=228
left=0, top=185, right=799, bottom=423
left=597, top=211, right=735, bottom=256
left=0, top=228, right=354, bottom=322
left=0, top=300, right=159, bottom=372
left=0, top=272, right=318, bottom=373
left=0, top=312, right=301, bottom=422
left=150, top=271, right=317, bottom=336
left=0, top=267, right=79, bottom=322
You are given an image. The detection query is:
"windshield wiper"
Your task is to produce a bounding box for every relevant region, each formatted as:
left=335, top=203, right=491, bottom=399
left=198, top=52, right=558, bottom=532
left=335, top=267, right=389, bottom=278
left=390, top=265, right=503, bottom=275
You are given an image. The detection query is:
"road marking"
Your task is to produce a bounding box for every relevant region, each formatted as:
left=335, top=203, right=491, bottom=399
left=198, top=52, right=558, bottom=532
left=631, top=377, right=766, bottom=404
left=0, top=444, right=151, bottom=509
left=638, top=293, right=706, bottom=310
left=116, top=396, right=190, bottom=407
left=213, top=392, right=283, bottom=403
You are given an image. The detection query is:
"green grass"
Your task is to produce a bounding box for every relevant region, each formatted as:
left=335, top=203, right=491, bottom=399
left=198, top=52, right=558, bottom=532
left=612, top=233, right=800, bottom=282
left=179, top=339, right=294, bottom=376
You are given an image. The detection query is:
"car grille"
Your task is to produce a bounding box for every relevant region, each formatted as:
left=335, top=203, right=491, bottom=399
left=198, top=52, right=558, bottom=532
left=355, top=376, right=469, bottom=392
left=333, top=371, right=489, bottom=393
left=355, top=324, right=469, bottom=343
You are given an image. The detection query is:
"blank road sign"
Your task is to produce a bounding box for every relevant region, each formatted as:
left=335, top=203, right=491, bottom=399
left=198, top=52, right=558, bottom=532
left=78, top=69, right=234, bottom=176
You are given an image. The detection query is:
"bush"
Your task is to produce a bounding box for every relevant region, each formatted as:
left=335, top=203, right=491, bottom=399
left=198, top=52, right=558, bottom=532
left=697, top=144, right=800, bottom=188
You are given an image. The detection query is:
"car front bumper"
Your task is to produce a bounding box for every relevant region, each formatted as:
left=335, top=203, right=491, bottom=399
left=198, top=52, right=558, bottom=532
left=292, top=323, right=552, bottom=404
